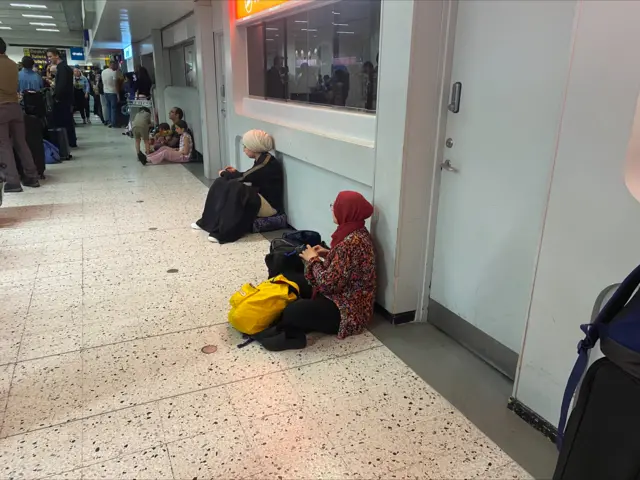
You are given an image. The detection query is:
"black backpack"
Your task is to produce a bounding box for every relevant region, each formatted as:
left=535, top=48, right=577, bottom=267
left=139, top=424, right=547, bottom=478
left=22, top=91, right=47, bottom=119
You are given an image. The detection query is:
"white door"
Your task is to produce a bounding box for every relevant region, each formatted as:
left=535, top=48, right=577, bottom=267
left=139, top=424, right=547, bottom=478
left=214, top=32, right=229, bottom=165
left=429, top=0, right=577, bottom=353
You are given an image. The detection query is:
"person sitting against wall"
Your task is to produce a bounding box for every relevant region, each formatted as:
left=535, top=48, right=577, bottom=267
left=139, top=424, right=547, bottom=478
left=259, top=191, right=376, bottom=351
left=166, top=107, right=184, bottom=149
left=192, top=129, right=283, bottom=244
left=139, top=119, right=192, bottom=165
left=151, top=122, right=172, bottom=151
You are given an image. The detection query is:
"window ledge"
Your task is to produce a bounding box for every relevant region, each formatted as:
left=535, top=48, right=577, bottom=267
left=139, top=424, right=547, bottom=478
left=239, top=97, right=376, bottom=147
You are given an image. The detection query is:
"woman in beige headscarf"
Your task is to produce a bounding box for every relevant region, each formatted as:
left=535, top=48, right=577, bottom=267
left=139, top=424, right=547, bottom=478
left=192, top=129, right=284, bottom=243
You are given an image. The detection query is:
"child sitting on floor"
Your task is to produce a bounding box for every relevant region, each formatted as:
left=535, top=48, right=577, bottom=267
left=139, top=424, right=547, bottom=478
left=140, top=120, right=193, bottom=165
left=151, top=123, right=172, bottom=152
left=132, top=107, right=152, bottom=164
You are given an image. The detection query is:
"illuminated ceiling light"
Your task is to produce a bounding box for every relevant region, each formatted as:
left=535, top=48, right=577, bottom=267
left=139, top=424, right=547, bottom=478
left=266, top=27, right=278, bottom=31
left=22, top=13, right=53, bottom=18
left=36, top=28, right=59, bottom=32
left=332, top=11, right=340, bottom=15
left=294, top=20, right=307, bottom=23
left=29, top=22, right=56, bottom=26
left=332, top=23, right=349, bottom=26
left=0, top=26, right=12, bottom=30
left=11, top=3, right=48, bottom=8
left=300, top=28, right=317, bottom=32
left=336, top=31, right=355, bottom=34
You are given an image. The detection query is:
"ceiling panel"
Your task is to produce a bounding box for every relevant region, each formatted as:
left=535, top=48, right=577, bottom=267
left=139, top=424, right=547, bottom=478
left=91, top=0, right=195, bottom=49
left=0, top=0, right=83, bottom=46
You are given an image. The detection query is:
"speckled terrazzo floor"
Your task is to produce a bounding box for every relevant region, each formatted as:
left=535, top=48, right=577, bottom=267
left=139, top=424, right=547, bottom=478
left=0, top=124, right=532, bottom=479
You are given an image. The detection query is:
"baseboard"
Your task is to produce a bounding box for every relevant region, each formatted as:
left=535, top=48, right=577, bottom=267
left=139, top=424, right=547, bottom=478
left=375, top=304, right=416, bottom=325
left=427, top=300, right=518, bottom=380
left=508, top=397, right=558, bottom=444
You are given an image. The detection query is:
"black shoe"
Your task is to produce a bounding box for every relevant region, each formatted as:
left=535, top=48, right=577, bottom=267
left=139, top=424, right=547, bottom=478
left=4, top=183, right=23, bottom=193
left=22, top=178, right=40, bottom=188
left=260, top=332, right=307, bottom=351
left=137, top=152, right=147, bottom=166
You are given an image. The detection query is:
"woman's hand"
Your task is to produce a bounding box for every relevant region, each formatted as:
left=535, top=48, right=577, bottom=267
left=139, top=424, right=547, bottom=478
left=299, top=245, right=319, bottom=262
left=312, top=245, right=330, bottom=257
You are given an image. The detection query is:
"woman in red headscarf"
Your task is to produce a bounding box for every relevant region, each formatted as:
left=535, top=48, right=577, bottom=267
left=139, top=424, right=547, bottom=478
left=261, top=191, right=377, bottom=351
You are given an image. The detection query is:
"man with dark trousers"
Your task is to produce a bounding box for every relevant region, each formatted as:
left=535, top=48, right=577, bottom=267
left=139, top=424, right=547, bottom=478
left=0, top=36, right=40, bottom=193
left=46, top=47, right=77, bottom=148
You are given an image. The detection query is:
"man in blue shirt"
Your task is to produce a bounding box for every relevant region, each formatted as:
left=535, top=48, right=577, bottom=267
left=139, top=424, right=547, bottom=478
left=18, top=56, right=43, bottom=92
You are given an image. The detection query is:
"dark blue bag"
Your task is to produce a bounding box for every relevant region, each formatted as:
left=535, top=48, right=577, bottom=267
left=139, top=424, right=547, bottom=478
left=43, top=140, right=60, bottom=164
left=557, top=264, right=640, bottom=450
left=282, top=230, right=321, bottom=248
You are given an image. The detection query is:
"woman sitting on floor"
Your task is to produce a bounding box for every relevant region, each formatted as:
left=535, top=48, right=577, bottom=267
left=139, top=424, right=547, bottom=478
left=192, top=129, right=283, bottom=244
left=140, top=120, right=192, bottom=165
left=260, top=191, right=376, bottom=351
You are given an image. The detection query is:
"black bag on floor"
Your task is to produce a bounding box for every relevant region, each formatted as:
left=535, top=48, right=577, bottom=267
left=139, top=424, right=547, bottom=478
left=48, top=127, right=71, bottom=160
left=554, top=264, right=640, bottom=480
left=23, top=114, right=45, bottom=177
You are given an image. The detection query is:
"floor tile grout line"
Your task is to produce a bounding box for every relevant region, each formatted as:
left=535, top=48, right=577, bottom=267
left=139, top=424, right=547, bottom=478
left=0, top=345, right=384, bottom=442
left=0, top=261, right=39, bottom=437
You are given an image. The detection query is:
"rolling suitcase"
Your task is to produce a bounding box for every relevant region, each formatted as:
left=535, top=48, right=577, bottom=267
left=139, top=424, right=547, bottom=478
left=554, top=265, right=640, bottom=480
left=47, top=127, right=71, bottom=160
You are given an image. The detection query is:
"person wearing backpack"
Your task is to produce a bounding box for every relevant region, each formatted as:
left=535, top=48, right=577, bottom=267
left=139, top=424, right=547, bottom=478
left=260, top=191, right=376, bottom=351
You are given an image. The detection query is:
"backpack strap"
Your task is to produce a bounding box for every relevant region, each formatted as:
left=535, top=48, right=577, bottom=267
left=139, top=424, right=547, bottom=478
left=556, top=264, right=640, bottom=449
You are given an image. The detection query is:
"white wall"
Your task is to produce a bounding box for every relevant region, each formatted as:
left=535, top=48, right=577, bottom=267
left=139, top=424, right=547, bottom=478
left=514, top=0, right=640, bottom=424
left=162, top=14, right=196, bottom=49
left=221, top=0, right=433, bottom=314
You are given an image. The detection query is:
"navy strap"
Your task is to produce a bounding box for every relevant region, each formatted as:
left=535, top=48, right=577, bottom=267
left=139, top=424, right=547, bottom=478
left=237, top=338, right=255, bottom=349
left=556, top=263, right=640, bottom=450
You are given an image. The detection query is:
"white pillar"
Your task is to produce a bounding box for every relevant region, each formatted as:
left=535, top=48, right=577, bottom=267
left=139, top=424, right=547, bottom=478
left=194, top=0, right=221, bottom=179
left=150, top=29, right=168, bottom=124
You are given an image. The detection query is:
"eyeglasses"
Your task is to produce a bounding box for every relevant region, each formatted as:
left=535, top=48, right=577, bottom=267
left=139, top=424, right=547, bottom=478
left=330, top=203, right=334, bottom=210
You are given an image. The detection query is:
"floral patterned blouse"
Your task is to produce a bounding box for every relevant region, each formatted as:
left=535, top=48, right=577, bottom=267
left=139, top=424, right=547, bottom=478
left=305, top=228, right=376, bottom=339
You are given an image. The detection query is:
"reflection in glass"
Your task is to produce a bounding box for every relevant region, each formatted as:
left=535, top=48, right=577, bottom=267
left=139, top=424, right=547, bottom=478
left=246, top=0, right=381, bottom=113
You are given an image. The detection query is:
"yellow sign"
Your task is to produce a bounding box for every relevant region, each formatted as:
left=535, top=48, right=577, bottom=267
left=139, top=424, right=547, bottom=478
left=236, top=0, right=290, bottom=20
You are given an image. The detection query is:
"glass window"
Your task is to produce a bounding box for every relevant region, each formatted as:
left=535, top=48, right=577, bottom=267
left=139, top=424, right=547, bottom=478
left=168, top=41, right=198, bottom=88
left=184, top=43, right=197, bottom=88
left=246, top=0, right=381, bottom=113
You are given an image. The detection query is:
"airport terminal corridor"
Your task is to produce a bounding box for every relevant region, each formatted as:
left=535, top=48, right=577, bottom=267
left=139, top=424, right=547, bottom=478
left=0, top=126, right=531, bottom=479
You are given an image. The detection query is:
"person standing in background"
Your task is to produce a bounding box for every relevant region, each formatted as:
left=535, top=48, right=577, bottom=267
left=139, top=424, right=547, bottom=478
left=18, top=56, right=43, bottom=92
left=0, top=37, right=41, bottom=192
left=101, top=61, right=122, bottom=128
left=97, top=66, right=109, bottom=126
left=72, top=68, right=91, bottom=124
left=46, top=47, right=77, bottom=148
left=134, top=66, right=152, bottom=99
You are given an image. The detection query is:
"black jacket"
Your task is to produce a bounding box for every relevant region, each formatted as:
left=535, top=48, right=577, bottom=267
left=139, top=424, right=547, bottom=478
left=222, top=153, right=284, bottom=213
left=197, top=176, right=261, bottom=244
left=53, top=61, right=74, bottom=105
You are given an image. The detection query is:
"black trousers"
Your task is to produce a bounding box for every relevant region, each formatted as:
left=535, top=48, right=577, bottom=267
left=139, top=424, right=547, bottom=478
left=278, top=295, right=341, bottom=337
left=52, top=102, right=77, bottom=147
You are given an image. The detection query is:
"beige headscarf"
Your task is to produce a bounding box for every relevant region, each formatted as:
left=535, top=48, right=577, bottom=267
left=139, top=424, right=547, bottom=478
left=242, top=129, right=274, bottom=154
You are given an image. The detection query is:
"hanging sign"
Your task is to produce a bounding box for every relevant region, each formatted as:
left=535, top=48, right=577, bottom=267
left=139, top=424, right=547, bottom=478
left=236, top=0, right=291, bottom=20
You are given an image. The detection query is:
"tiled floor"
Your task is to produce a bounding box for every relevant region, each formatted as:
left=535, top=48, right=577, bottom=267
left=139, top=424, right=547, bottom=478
left=0, top=124, right=532, bottom=479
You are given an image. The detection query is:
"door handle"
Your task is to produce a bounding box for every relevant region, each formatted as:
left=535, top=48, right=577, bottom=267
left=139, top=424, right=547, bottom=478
left=448, top=81, right=462, bottom=114
left=441, top=159, right=458, bottom=172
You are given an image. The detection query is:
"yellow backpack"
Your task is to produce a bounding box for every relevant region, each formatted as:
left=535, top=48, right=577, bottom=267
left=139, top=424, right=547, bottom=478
left=228, top=275, right=300, bottom=335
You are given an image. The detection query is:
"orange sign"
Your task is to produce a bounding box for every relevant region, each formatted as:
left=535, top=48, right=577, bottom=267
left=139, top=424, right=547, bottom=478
left=236, top=0, right=290, bottom=20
